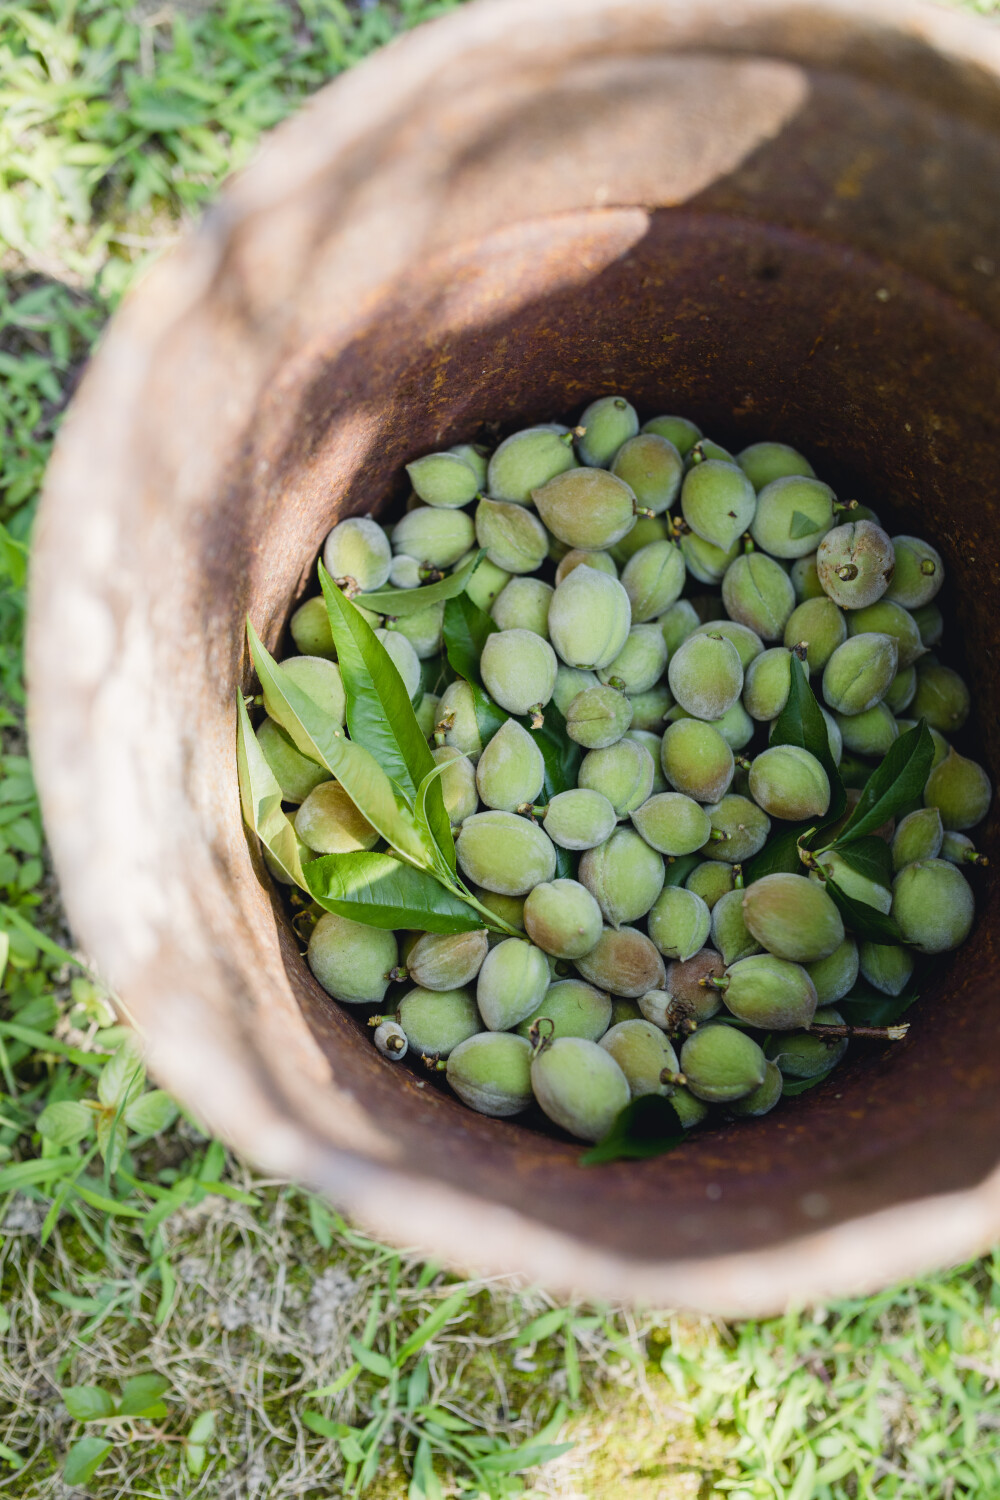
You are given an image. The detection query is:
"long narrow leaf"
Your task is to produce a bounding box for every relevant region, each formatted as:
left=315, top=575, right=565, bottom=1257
left=349, top=550, right=485, bottom=617
left=829, top=721, right=934, bottom=847
left=769, top=655, right=846, bottom=823
left=305, top=852, right=481, bottom=933
left=413, top=761, right=456, bottom=875
left=235, top=692, right=308, bottom=889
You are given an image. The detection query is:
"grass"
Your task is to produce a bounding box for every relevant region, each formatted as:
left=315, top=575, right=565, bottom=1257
left=1, top=0, right=1000, bottom=1494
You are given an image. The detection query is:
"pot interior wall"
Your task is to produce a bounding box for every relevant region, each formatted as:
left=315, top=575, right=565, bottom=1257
left=230, top=205, right=1000, bottom=1262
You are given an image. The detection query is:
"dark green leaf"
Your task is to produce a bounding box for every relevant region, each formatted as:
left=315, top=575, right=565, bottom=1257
left=781, top=1070, right=836, bottom=1097
left=305, top=852, right=482, bottom=933
left=823, top=878, right=900, bottom=943
left=838, top=979, right=920, bottom=1027
left=830, top=835, right=893, bottom=890
left=470, top=684, right=508, bottom=745
left=348, top=550, right=486, bottom=617
left=247, top=622, right=433, bottom=867
left=769, top=656, right=846, bottom=822
left=662, top=852, right=701, bottom=888
left=62, top=1386, right=115, bottom=1422
left=744, top=822, right=810, bottom=883
left=442, top=593, right=497, bottom=685
left=524, top=701, right=582, bottom=801
left=829, top=721, right=934, bottom=847
left=580, top=1095, right=687, bottom=1165
left=789, top=509, right=821, bottom=540
left=235, top=691, right=309, bottom=890
left=63, top=1437, right=112, bottom=1486
left=553, top=844, right=577, bottom=880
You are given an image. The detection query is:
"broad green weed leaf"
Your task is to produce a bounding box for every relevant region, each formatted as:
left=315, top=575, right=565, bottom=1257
left=123, top=1090, right=178, bottom=1137
left=62, top=1385, right=115, bottom=1422
left=63, top=1436, right=112, bottom=1486
left=97, top=1034, right=145, bottom=1109
left=117, top=1373, right=170, bottom=1417
left=37, top=1100, right=93, bottom=1147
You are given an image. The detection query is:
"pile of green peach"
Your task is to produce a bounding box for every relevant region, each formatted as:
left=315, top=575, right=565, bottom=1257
left=238, top=397, right=991, bottom=1150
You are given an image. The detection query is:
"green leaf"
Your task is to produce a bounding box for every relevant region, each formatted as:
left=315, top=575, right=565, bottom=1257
left=525, top=700, right=582, bottom=801
left=0, top=522, right=28, bottom=589
left=247, top=621, right=433, bottom=867
left=744, top=822, right=809, bottom=883
left=305, top=852, right=482, bottom=933
left=349, top=1336, right=394, bottom=1378
left=302, top=1410, right=355, bottom=1439
left=37, top=1100, right=93, bottom=1147
left=788, top=509, right=821, bottom=541
left=97, top=1034, right=145, bottom=1109
left=830, top=835, right=892, bottom=890
left=838, top=980, right=920, bottom=1027
left=662, top=852, right=701, bottom=888
left=235, top=691, right=308, bottom=890
left=117, top=1373, right=170, bottom=1417
left=580, top=1095, right=686, bottom=1165
left=442, top=593, right=497, bottom=684
left=62, top=1385, right=116, bottom=1422
left=829, top=721, right=934, bottom=847
left=769, top=656, right=846, bottom=823
left=823, top=878, right=900, bottom=943
left=0, top=1439, right=23, bottom=1471
left=395, top=1289, right=470, bottom=1366
left=349, top=550, right=485, bottom=617
left=782, top=1070, right=836, bottom=1097
left=123, top=1090, right=178, bottom=1137
left=413, top=761, right=456, bottom=875
left=63, top=1436, right=112, bottom=1486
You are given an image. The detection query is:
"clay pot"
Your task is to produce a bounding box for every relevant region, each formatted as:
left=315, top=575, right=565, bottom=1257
left=28, top=0, right=1000, bottom=1313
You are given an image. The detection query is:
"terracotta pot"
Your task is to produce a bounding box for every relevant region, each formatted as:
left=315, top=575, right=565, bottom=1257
left=28, top=0, right=1000, bottom=1314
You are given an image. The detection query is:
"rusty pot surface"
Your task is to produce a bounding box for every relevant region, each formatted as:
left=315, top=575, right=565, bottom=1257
left=28, top=0, right=1000, bottom=1314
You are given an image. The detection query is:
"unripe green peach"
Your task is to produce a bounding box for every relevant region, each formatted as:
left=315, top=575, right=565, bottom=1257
left=406, top=451, right=480, bottom=508
left=531, top=1036, right=630, bottom=1140
left=611, top=433, right=684, bottom=514
left=407, top=930, right=489, bottom=992
left=436, top=679, right=483, bottom=762
left=621, top=540, right=686, bottom=622
left=374, top=629, right=421, bottom=700
left=846, top=599, right=925, bottom=671
left=711, top=887, right=762, bottom=966
left=663, top=948, right=726, bottom=1021
left=580, top=829, right=665, bottom=927
left=257, top=718, right=327, bottom=803
left=387, top=602, right=444, bottom=660
left=555, top=549, right=619, bottom=585
left=790, top=552, right=824, bottom=601
left=523, top=879, right=604, bottom=959
left=668, top=1086, right=711, bottom=1127
left=610, top=514, right=670, bottom=565
left=911, top=602, right=944, bottom=648
left=741, top=647, right=793, bottom=721
left=552, top=665, right=600, bottom=716
left=290, top=597, right=336, bottom=659
left=743, top=873, right=844, bottom=962
left=924, top=747, right=991, bottom=831
left=701, top=794, right=771, bottom=864
left=767, top=1006, right=847, bottom=1077
left=940, top=830, right=989, bottom=867
left=722, top=552, right=796, bottom=641
left=835, top=701, right=898, bottom=757
left=667, top=700, right=754, bottom=753
left=474, top=498, right=548, bottom=574
left=598, top=625, right=669, bottom=695
left=397, top=987, right=482, bottom=1056
left=727, top=1059, right=783, bottom=1117
left=543, top=788, right=617, bottom=851
left=884, top=535, right=944, bottom=609
left=548, top=566, right=632, bottom=671
left=490, top=577, right=553, bottom=636
left=627, top=732, right=667, bottom=791
left=323, top=515, right=392, bottom=591
left=600, top=1019, right=680, bottom=1097
left=719, top=953, right=818, bottom=1029
left=430, top=745, right=478, bottom=825
left=308, top=913, right=397, bottom=1005
left=910, top=662, right=970, bottom=733
left=446, top=1032, right=533, bottom=1116
left=393, top=507, right=475, bottom=570
left=783, top=597, right=847, bottom=674
left=892, top=806, right=944, bottom=870
left=628, top=684, right=674, bottom=733
left=294, top=780, right=378, bottom=854
left=579, top=738, right=655, bottom=817
left=610, top=996, right=643, bottom=1025
left=474, top=718, right=544, bottom=813
left=647, top=885, right=711, bottom=962
left=389, top=554, right=424, bottom=589
left=532, top=467, right=637, bottom=551
left=667, top=632, right=744, bottom=720
left=816, top=520, right=895, bottom=608
left=575, top=926, right=666, bottom=997
left=884, top=666, right=917, bottom=715
left=631, top=791, right=711, bottom=856
left=750, top=476, right=835, bottom=558
left=892, top=858, right=974, bottom=952
left=473, top=887, right=526, bottom=931
left=516, top=979, right=613, bottom=1042
left=691, top=619, right=765, bottom=670
left=684, top=861, right=735, bottom=911
left=680, top=1025, right=766, bottom=1103
left=263, top=655, right=346, bottom=729
left=480, top=629, right=557, bottom=717
left=456, top=811, right=556, bottom=895
left=804, top=936, right=859, bottom=1004
left=749, top=745, right=830, bottom=821
left=565, top=684, right=632, bottom=749
left=476, top=938, right=550, bottom=1031
left=642, top=413, right=701, bottom=457
left=858, top=941, right=914, bottom=996
left=680, top=529, right=742, bottom=584
left=737, top=441, right=815, bottom=491
left=681, top=460, right=756, bottom=552
left=449, top=442, right=489, bottom=487
left=576, top=395, right=640, bottom=467
left=812, top=849, right=892, bottom=913
left=463, top=553, right=510, bottom=612
left=486, top=426, right=577, bottom=503
left=822, top=631, right=898, bottom=715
